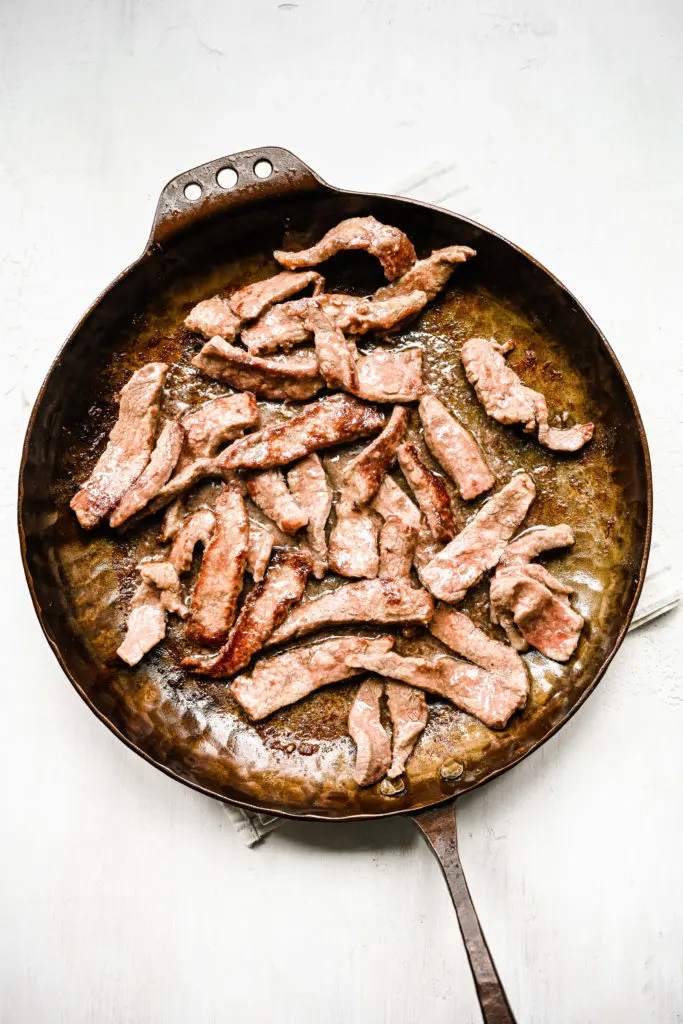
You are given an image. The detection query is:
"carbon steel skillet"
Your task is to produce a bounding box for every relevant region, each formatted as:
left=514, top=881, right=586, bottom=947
left=18, top=148, right=652, bottom=1023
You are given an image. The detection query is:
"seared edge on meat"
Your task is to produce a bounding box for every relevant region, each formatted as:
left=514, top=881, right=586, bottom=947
left=355, top=348, right=423, bottom=404
left=110, top=420, right=184, bottom=528
left=378, top=516, right=418, bottom=578
left=385, top=683, right=428, bottom=778
left=229, top=270, right=325, bottom=320
left=349, top=679, right=392, bottom=786
left=287, top=454, right=333, bottom=579
left=274, top=216, right=417, bottom=281
left=247, top=469, right=309, bottom=534
left=374, top=245, right=476, bottom=301
left=418, top=392, right=494, bottom=501
left=396, top=441, right=457, bottom=543
left=185, top=296, right=241, bottom=340
left=193, top=337, right=324, bottom=401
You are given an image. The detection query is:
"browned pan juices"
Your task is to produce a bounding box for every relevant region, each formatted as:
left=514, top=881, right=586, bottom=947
left=45, top=228, right=639, bottom=817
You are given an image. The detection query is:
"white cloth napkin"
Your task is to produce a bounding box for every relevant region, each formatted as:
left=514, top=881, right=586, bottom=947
left=226, top=163, right=679, bottom=844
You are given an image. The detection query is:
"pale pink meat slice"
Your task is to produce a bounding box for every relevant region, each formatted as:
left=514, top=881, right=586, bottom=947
left=246, top=520, right=275, bottom=582
left=419, top=473, right=536, bottom=603
left=287, top=455, right=333, bottom=579
left=169, top=508, right=216, bottom=574
left=274, top=216, right=417, bottom=281
left=349, top=679, right=392, bottom=786
left=180, top=393, right=260, bottom=465
left=355, top=348, right=423, bottom=403
left=371, top=476, right=421, bottom=531
left=378, top=516, right=418, bottom=578
left=306, top=301, right=359, bottom=392
left=413, top=516, right=443, bottom=572
left=229, top=269, right=325, bottom=320
left=160, top=498, right=187, bottom=542
left=429, top=604, right=528, bottom=701
left=329, top=508, right=380, bottom=580
left=500, top=524, right=575, bottom=567
left=138, top=560, right=187, bottom=618
left=374, top=245, right=476, bottom=301
left=246, top=468, right=309, bottom=534
left=187, top=485, right=249, bottom=646
left=70, top=362, right=167, bottom=529
left=192, top=338, right=325, bottom=400
left=117, top=581, right=167, bottom=666
left=385, top=683, right=428, bottom=778
left=109, top=420, right=184, bottom=527
left=185, top=296, right=241, bottom=340
left=231, top=635, right=395, bottom=721
left=340, top=407, right=409, bottom=510
left=418, top=392, right=494, bottom=501
left=145, top=458, right=233, bottom=516
left=396, top=441, right=456, bottom=543
left=490, top=570, right=584, bottom=662
left=461, top=338, right=594, bottom=452
left=184, top=550, right=312, bottom=678
left=267, top=577, right=434, bottom=646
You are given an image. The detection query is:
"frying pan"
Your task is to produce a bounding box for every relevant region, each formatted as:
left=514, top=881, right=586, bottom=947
left=18, top=147, right=652, bottom=1023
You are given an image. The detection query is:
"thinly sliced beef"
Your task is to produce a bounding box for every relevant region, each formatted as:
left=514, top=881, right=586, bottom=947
left=180, top=393, right=259, bottom=464
left=339, top=407, right=409, bottom=510
left=185, top=296, right=241, bottom=340
left=193, top=338, right=324, bottom=400
left=231, top=635, right=395, bottom=720
left=396, top=441, right=456, bottom=542
left=413, top=516, right=443, bottom=571
left=187, top=485, right=248, bottom=646
left=138, top=560, right=187, bottom=617
left=160, top=498, right=187, bottom=541
left=371, top=476, right=421, bottom=531
left=419, top=393, right=494, bottom=500
left=229, top=269, right=325, bottom=320
left=71, top=362, right=167, bottom=529
left=374, top=245, right=476, bottom=301
left=329, top=508, right=380, bottom=580
left=461, top=338, right=594, bottom=452
left=267, top=577, right=434, bottom=646
left=355, top=348, right=423, bottom=403
left=246, top=520, right=275, bottom=582
left=378, top=516, right=418, bottom=578
left=287, top=455, right=333, bottom=579
left=145, top=458, right=232, bottom=516
left=184, top=550, right=312, bottom=678
left=110, top=420, right=184, bottom=527
left=117, top=582, right=167, bottom=666
left=349, top=680, right=392, bottom=786
left=345, top=650, right=526, bottom=729
left=419, top=473, right=536, bottom=603
left=240, top=300, right=310, bottom=354
left=306, top=302, right=359, bottom=392
left=217, top=394, right=386, bottom=471
left=500, top=524, right=575, bottom=567
left=169, top=508, right=216, bottom=574
left=246, top=469, right=308, bottom=534
left=385, top=683, right=428, bottom=778
left=274, top=216, right=417, bottom=281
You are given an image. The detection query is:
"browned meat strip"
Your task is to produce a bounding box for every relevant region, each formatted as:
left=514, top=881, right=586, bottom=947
left=396, top=441, right=456, bottom=543
left=246, top=520, right=275, bottom=582
left=306, top=302, right=359, bottom=392
left=192, top=338, right=324, bottom=400
left=117, top=581, right=167, bottom=666
left=340, top=407, right=409, bottom=510
left=184, top=550, right=312, bottom=678
left=185, top=296, right=241, bottom=340
left=349, top=679, right=391, bottom=786
left=329, top=508, right=380, bottom=580
left=145, top=458, right=232, bottom=516
left=461, top=338, right=594, bottom=452
left=378, top=516, right=418, bottom=578
left=419, top=473, right=536, bottom=603
left=419, top=393, right=494, bottom=500
left=169, top=508, right=216, bottom=574
left=229, top=270, right=325, bottom=320
left=180, top=393, right=259, bottom=464
left=371, top=476, right=421, bottom=531
left=500, top=524, right=575, bottom=567
left=267, top=577, right=434, bottom=646
left=246, top=469, right=308, bottom=535
left=109, top=420, right=184, bottom=527
left=287, top=455, right=333, bottom=579
left=345, top=650, right=526, bottom=729
left=385, top=683, right=428, bottom=778
left=374, top=245, right=476, bottom=301
left=71, top=362, right=167, bottom=529
left=217, top=395, right=386, bottom=471
left=274, top=216, right=417, bottom=281
left=413, top=516, right=443, bottom=571
left=187, top=485, right=249, bottom=646
left=240, top=300, right=310, bottom=354
left=231, top=635, right=395, bottom=721
left=138, top=560, right=187, bottom=618
left=355, top=348, right=423, bottom=403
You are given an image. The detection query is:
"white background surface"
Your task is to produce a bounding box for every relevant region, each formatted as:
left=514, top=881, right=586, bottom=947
left=1, top=1, right=682, bottom=1021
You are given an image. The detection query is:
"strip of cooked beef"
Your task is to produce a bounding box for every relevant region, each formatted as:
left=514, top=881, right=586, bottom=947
left=419, top=473, right=536, bottom=603
left=267, top=577, right=434, bottom=646
left=418, top=392, right=494, bottom=500
left=378, top=516, right=418, bottom=578
left=138, top=560, right=187, bottom=617
left=192, top=338, right=325, bottom=400
left=374, top=245, right=476, bottom=301
left=168, top=508, right=216, bottom=573
left=179, top=393, right=260, bottom=465
left=274, top=216, right=417, bottom=281
left=355, top=348, right=423, bottom=403
left=371, top=476, right=421, bottom=531
left=329, top=407, right=409, bottom=578
left=231, top=635, right=395, bottom=721
left=396, top=441, right=456, bottom=543
left=117, top=581, right=167, bottom=666
left=345, top=650, right=526, bottom=729
left=413, top=516, right=443, bottom=571
left=306, top=301, right=359, bottom=392
left=229, top=269, right=325, bottom=320
left=461, top=337, right=594, bottom=452
left=71, top=362, right=167, bottom=529
left=385, top=683, right=428, bottom=778
left=160, top=498, right=187, bottom=542
left=184, top=550, right=312, bottom=678
left=240, top=291, right=427, bottom=355
left=500, top=524, right=575, bottom=567
left=286, top=454, right=333, bottom=579
left=217, top=394, right=386, bottom=471
left=109, top=420, right=184, bottom=528
left=187, top=485, right=249, bottom=646
left=144, top=458, right=231, bottom=516
left=246, top=519, right=275, bottom=582
left=349, top=679, right=392, bottom=786
left=185, top=296, right=242, bottom=340
left=246, top=468, right=309, bottom=534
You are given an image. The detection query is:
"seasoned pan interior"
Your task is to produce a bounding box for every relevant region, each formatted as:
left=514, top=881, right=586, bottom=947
left=20, top=191, right=650, bottom=818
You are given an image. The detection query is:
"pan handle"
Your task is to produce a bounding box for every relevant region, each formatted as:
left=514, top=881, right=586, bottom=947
left=147, top=146, right=329, bottom=248
left=413, top=802, right=517, bottom=1024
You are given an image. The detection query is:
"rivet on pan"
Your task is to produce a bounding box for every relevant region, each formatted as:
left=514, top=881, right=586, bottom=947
left=380, top=776, right=406, bottom=797
left=440, top=759, right=464, bottom=782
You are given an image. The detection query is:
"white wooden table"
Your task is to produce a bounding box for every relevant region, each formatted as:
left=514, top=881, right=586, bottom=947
left=1, top=1, right=682, bottom=1021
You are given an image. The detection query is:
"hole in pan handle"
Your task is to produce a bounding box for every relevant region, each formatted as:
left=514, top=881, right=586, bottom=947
left=412, top=801, right=517, bottom=1024
left=146, top=146, right=331, bottom=249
